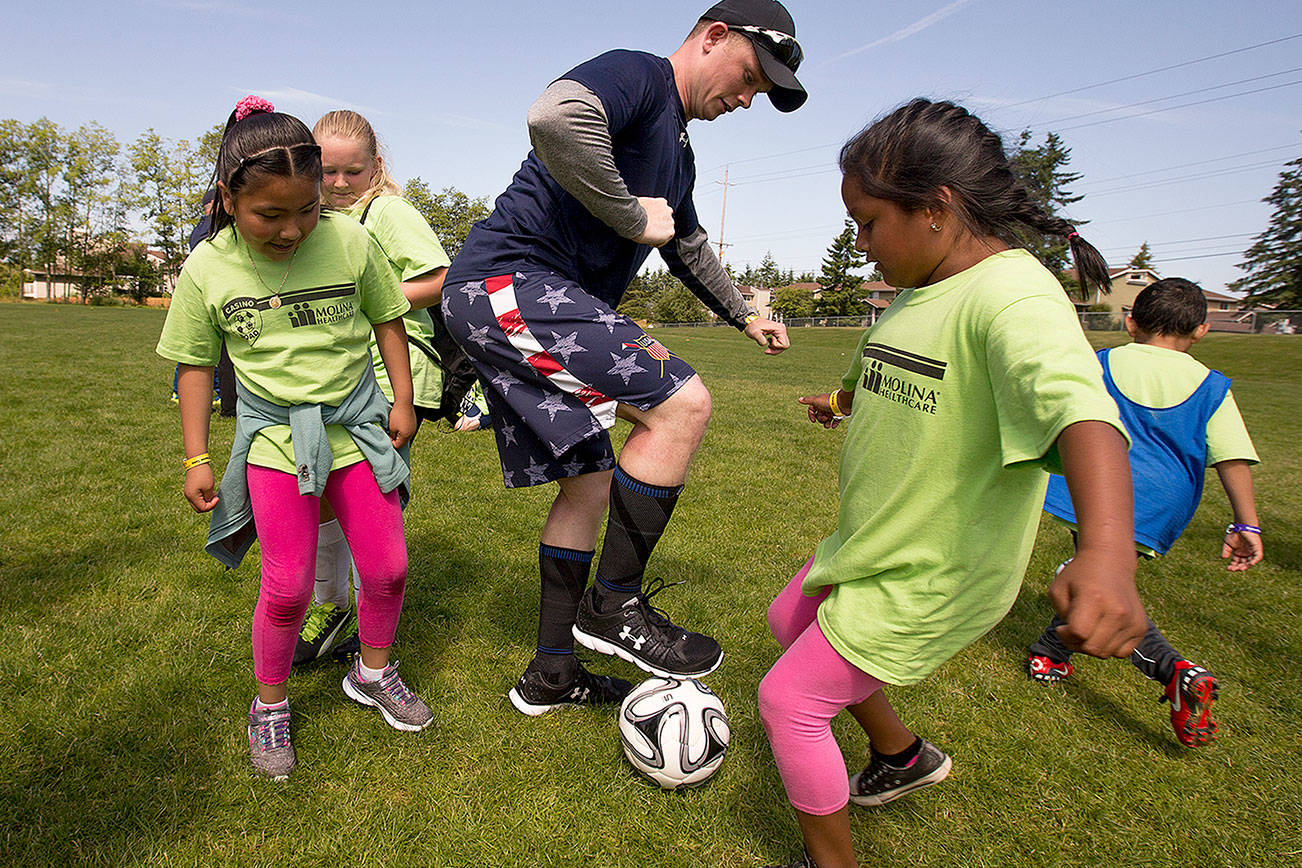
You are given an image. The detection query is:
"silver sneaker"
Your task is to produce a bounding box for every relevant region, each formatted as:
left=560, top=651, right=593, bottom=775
left=849, top=739, right=951, bottom=806
left=342, top=661, right=433, bottom=731
left=248, top=700, right=295, bottom=780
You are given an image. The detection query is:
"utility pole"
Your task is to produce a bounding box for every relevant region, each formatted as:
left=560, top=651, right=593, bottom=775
left=715, top=164, right=732, bottom=263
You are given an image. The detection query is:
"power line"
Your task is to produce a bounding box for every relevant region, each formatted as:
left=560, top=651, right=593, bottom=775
left=1039, top=66, right=1302, bottom=126
left=1057, top=78, right=1302, bottom=132
left=1097, top=232, right=1255, bottom=253
left=697, top=33, right=1302, bottom=180
left=1083, top=143, right=1299, bottom=185
left=1153, top=250, right=1245, bottom=263
left=1000, top=33, right=1302, bottom=109
left=1101, top=198, right=1263, bottom=223
left=1085, top=158, right=1289, bottom=197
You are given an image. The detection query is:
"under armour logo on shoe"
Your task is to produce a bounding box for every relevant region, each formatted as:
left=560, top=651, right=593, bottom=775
left=619, top=626, right=647, bottom=650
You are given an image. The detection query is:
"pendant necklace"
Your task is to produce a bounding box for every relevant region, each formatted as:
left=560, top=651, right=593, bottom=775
left=246, top=241, right=297, bottom=309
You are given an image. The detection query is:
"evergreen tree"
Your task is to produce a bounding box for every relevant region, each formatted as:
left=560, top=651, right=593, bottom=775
left=753, top=251, right=783, bottom=287
left=819, top=218, right=867, bottom=293
left=1129, top=241, right=1155, bottom=270
left=1230, top=156, right=1302, bottom=308
left=816, top=219, right=868, bottom=316
left=1012, top=130, right=1084, bottom=292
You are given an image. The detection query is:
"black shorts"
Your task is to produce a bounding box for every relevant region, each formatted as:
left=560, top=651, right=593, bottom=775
left=441, top=270, right=696, bottom=488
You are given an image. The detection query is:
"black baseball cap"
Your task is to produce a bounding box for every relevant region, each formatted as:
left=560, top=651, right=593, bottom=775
left=702, top=0, right=806, bottom=112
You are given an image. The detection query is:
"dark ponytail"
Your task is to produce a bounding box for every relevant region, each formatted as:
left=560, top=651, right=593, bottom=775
left=839, top=99, right=1110, bottom=299
left=208, top=101, right=321, bottom=239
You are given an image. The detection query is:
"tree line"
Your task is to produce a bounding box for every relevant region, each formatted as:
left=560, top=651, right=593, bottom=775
left=0, top=117, right=489, bottom=303
left=6, top=113, right=1295, bottom=311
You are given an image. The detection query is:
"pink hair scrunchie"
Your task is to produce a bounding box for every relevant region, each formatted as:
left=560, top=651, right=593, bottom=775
left=234, top=95, right=275, bottom=123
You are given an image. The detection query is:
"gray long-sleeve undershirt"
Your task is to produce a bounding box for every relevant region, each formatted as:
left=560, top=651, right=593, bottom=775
left=527, top=79, right=755, bottom=328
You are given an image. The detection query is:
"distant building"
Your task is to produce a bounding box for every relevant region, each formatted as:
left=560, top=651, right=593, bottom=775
left=737, top=283, right=775, bottom=320
left=21, top=249, right=168, bottom=302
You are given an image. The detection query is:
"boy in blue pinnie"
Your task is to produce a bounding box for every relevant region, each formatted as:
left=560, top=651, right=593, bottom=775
left=1028, top=277, right=1264, bottom=748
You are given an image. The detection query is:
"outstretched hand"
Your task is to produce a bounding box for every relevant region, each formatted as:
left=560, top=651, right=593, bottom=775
left=798, top=393, right=841, bottom=428
left=744, top=317, right=789, bottom=355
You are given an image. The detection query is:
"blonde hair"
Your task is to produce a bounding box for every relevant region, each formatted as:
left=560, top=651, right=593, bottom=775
left=313, top=110, right=400, bottom=208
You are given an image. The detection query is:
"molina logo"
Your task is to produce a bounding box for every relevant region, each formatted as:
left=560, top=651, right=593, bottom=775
left=622, top=334, right=676, bottom=376
left=861, top=343, right=946, bottom=415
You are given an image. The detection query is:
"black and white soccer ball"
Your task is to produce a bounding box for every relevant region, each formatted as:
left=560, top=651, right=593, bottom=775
left=618, top=677, right=730, bottom=789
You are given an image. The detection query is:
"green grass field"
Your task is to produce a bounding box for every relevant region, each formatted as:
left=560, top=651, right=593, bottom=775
left=1, top=303, right=1298, bottom=867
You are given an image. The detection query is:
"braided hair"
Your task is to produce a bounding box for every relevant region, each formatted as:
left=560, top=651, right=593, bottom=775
left=209, top=99, right=321, bottom=239
left=839, top=98, right=1109, bottom=298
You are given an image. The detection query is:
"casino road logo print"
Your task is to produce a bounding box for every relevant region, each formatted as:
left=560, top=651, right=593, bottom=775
left=860, top=342, right=946, bottom=414
left=222, top=283, right=357, bottom=345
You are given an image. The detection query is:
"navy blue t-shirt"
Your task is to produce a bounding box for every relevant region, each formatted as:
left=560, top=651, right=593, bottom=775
left=450, top=50, right=699, bottom=307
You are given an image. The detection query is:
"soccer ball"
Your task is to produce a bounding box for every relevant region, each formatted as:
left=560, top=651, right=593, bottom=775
left=618, top=677, right=730, bottom=789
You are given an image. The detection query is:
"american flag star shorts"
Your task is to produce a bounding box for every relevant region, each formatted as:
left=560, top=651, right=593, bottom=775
left=441, top=270, right=697, bottom=488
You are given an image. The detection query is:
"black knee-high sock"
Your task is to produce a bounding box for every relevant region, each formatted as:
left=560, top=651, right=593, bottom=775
left=536, top=544, right=593, bottom=675
left=1029, top=614, right=1075, bottom=663
left=1128, top=619, right=1182, bottom=685
left=593, top=465, right=682, bottom=609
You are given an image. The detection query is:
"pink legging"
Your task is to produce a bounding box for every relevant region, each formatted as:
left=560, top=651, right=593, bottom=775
left=248, top=461, right=407, bottom=686
left=758, top=557, right=886, bottom=816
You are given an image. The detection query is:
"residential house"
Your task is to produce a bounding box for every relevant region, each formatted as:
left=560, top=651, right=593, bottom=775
left=21, top=248, right=169, bottom=302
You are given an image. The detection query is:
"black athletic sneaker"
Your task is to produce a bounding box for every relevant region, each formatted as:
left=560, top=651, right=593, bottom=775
left=572, top=577, right=723, bottom=678
left=292, top=602, right=356, bottom=667
left=507, top=659, right=633, bottom=717
left=849, top=740, right=952, bottom=806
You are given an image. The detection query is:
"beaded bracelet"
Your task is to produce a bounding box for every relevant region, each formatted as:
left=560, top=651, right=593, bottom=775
left=1226, top=522, right=1262, bottom=536
left=183, top=453, right=211, bottom=471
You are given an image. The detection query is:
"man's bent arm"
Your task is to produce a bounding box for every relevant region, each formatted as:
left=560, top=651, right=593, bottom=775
left=661, top=226, right=755, bottom=329
left=527, top=80, right=647, bottom=240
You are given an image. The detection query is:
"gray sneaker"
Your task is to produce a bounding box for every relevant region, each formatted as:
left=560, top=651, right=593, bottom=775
left=849, top=739, right=951, bottom=806
left=342, top=661, right=433, bottom=732
left=247, top=700, right=295, bottom=780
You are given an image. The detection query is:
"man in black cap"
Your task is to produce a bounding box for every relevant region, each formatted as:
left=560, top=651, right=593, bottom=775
left=441, top=0, right=806, bottom=715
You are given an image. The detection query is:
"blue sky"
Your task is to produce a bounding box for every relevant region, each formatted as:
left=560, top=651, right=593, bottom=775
left=5, top=0, right=1301, bottom=293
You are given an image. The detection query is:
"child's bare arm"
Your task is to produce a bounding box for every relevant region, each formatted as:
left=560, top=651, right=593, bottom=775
left=1050, top=420, right=1147, bottom=658
left=178, top=364, right=219, bottom=513
left=373, top=318, right=416, bottom=449
left=1215, top=459, right=1263, bottom=571
left=797, top=389, right=854, bottom=429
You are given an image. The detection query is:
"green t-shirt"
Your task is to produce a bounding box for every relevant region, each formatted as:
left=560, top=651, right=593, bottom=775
left=810, top=249, right=1126, bottom=685
left=350, top=196, right=451, bottom=407
left=156, top=216, right=408, bottom=472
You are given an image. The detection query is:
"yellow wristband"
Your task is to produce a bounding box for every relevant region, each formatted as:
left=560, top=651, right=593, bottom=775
left=742, top=313, right=759, bottom=326
left=828, top=390, right=843, bottom=417
left=183, top=453, right=211, bottom=471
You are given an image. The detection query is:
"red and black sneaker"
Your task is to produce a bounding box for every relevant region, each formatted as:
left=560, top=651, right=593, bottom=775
left=1163, top=661, right=1218, bottom=747
left=1028, top=653, right=1074, bottom=683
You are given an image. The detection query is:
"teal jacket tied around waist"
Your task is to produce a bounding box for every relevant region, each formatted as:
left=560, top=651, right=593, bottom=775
left=205, top=366, right=410, bottom=569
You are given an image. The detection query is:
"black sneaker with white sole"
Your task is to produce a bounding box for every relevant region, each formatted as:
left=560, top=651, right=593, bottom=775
left=849, top=739, right=952, bottom=806
left=508, top=659, right=632, bottom=716
left=572, top=577, right=723, bottom=678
